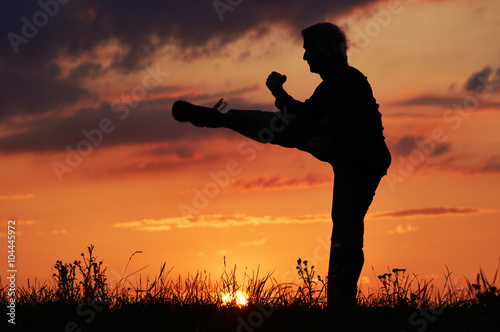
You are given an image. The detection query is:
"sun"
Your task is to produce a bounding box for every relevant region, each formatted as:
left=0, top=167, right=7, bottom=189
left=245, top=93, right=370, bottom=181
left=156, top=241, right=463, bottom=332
left=221, top=290, right=248, bottom=307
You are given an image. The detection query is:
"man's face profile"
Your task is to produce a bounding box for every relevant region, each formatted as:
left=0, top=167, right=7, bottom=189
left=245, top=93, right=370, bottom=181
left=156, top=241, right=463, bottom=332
left=302, top=39, right=331, bottom=75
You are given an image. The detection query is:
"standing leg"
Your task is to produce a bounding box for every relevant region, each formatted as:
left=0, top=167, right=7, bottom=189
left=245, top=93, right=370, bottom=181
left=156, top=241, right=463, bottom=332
left=328, top=243, right=364, bottom=308
left=327, top=165, right=383, bottom=308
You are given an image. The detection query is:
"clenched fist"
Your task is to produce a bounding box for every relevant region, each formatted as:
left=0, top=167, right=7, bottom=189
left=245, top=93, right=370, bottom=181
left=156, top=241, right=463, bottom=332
left=266, top=71, right=287, bottom=94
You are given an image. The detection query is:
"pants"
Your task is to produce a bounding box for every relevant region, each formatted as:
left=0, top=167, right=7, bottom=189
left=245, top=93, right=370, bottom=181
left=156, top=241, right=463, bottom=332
left=222, top=109, right=388, bottom=307
left=328, top=164, right=383, bottom=307
left=223, top=109, right=331, bottom=160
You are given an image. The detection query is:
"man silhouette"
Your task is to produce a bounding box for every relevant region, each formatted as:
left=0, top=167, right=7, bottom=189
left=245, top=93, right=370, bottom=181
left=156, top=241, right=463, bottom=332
left=172, top=22, right=391, bottom=308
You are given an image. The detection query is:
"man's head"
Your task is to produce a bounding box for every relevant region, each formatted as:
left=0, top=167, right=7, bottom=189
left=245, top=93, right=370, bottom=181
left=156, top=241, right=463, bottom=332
left=301, top=23, right=348, bottom=76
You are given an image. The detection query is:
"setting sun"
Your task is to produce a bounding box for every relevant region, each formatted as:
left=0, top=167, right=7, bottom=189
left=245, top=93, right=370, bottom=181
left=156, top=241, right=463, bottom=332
left=221, top=290, right=248, bottom=307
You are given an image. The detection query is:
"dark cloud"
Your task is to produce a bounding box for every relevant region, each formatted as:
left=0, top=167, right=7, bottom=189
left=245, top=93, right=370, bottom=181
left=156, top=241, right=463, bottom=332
left=393, top=65, right=500, bottom=111
left=1, top=0, right=388, bottom=157
left=373, top=206, right=482, bottom=218
left=68, top=62, right=104, bottom=81
left=0, top=103, right=211, bottom=154
left=464, top=66, right=500, bottom=93
left=0, top=89, right=271, bottom=154
left=0, top=63, right=92, bottom=120
left=481, top=155, right=500, bottom=173
left=1, top=0, right=376, bottom=120
left=2, top=0, right=374, bottom=65
left=391, top=135, right=450, bottom=157
left=392, top=136, right=417, bottom=155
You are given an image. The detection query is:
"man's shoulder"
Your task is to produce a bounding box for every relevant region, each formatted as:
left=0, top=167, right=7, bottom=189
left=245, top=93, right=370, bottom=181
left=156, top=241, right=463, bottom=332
left=344, top=66, right=368, bottom=80
left=320, top=66, right=368, bottom=84
left=318, top=66, right=368, bottom=91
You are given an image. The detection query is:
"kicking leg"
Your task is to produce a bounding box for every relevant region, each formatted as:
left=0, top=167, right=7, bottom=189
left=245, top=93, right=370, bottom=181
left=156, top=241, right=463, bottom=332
left=172, top=100, right=331, bottom=161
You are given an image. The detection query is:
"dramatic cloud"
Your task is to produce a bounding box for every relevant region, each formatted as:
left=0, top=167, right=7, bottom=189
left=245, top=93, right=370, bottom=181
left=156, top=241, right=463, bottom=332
left=372, top=206, right=488, bottom=218
left=0, top=72, right=271, bottom=154
left=3, top=0, right=376, bottom=60
left=1, top=0, right=376, bottom=121
left=112, top=213, right=331, bottom=231
left=0, top=88, right=267, bottom=154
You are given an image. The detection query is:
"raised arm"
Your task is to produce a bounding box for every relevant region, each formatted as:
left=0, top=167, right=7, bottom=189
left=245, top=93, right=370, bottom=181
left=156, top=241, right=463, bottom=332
left=266, top=71, right=306, bottom=116
left=266, top=71, right=328, bottom=126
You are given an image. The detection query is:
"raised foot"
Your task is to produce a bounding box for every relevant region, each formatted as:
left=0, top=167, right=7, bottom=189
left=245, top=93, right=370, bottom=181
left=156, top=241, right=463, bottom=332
left=171, top=100, right=224, bottom=128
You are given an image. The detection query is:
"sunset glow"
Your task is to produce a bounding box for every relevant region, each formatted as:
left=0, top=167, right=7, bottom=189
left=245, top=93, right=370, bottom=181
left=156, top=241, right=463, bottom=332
left=221, top=290, right=249, bottom=307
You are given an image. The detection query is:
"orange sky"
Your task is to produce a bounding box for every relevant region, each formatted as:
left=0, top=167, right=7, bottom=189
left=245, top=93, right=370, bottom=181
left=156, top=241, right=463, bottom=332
left=1, top=0, right=500, bottom=293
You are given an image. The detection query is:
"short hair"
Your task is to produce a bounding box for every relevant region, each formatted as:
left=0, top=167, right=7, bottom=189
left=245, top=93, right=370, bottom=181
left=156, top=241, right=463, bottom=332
left=301, top=23, right=349, bottom=64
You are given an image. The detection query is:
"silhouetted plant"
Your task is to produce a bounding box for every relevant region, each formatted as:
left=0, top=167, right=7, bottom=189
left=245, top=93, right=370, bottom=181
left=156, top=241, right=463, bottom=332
left=76, top=244, right=108, bottom=302
left=52, top=244, right=108, bottom=303
left=295, top=258, right=326, bottom=307
left=466, top=268, right=499, bottom=307
left=17, top=278, right=54, bottom=305
left=53, top=259, right=79, bottom=302
left=363, top=267, right=435, bottom=309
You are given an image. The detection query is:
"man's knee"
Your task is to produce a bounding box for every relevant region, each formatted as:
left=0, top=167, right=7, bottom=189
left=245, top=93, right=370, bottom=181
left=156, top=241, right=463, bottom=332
left=329, top=243, right=364, bottom=272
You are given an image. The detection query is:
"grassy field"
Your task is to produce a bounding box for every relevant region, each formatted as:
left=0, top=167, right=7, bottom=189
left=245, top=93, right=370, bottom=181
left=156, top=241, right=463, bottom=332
left=2, top=245, right=499, bottom=332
